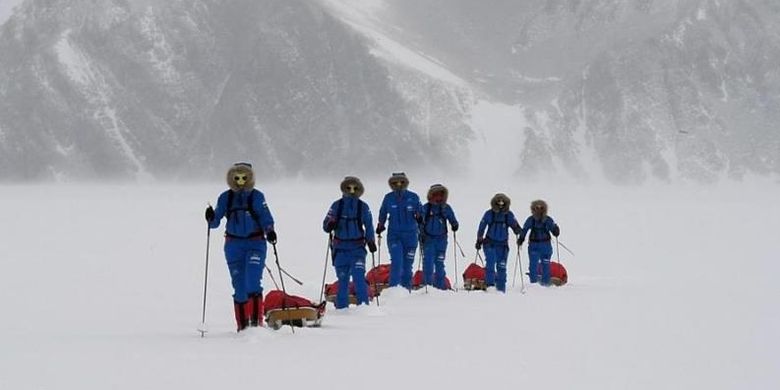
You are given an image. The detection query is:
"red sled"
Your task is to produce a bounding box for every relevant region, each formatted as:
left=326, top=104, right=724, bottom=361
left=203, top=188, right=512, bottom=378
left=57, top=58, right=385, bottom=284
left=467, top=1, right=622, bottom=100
left=462, top=263, right=487, bottom=291
left=534, top=262, right=568, bottom=286
left=411, top=270, right=452, bottom=290
left=264, top=290, right=326, bottom=329
left=324, top=281, right=377, bottom=305
left=366, top=264, right=391, bottom=295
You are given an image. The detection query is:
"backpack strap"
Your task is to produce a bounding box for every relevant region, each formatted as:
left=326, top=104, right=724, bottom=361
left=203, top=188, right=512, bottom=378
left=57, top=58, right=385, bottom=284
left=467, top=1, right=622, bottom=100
left=226, top=190, right=264, bottom=236
left=334, top=198, right=365, bottom=239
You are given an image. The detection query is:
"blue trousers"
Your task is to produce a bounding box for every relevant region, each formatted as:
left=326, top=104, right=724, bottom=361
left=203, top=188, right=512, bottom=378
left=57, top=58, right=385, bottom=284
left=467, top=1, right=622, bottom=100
left=387, top=231, right=418, bottom=289
left=224, top=238, right=267, bottom=303
left=422, top=237, right=448, bottom=289
left=484, top=243, right=509, bottom=292
left=528, top=242, right=553, bottom=285
left=333, top=247, right=369, bottom=309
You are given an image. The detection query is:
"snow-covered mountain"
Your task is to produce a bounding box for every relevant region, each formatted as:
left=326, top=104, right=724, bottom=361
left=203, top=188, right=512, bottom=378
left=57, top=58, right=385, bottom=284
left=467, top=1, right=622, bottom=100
left=322, top=0, right=780, bottom=183
left=1, top=0, right=778, bottom=183
left=0, top=0, right=471, bottom=181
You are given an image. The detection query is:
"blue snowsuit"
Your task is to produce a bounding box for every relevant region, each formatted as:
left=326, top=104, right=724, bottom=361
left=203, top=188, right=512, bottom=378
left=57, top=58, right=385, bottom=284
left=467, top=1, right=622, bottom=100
left=420, top=203, right=459, bottom=289
left=520, top=216, right=559, bottom=285
left=209, top=189, right=275, bottom=303
left=324, top=196, right=376, bottom=309
left=377, top=190, right=422, bottom=289
left=477, top=210, right=521, bottom=292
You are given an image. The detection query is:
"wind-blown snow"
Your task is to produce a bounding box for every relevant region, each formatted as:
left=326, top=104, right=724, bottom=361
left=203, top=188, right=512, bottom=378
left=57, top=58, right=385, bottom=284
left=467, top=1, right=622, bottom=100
left=0, top=180, right=777, bottom=389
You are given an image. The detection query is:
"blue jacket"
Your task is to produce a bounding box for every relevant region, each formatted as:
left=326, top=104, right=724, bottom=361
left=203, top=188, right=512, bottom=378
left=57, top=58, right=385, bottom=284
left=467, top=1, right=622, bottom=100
left=520, top=216, right=558, bottom=244
left=477, top=210, right=521, bottom=243
left=324, top=196, right=376, bottom=249
left=420, top=203, right=458, bottom=239
left=209, top=189, right=275, bottom=237
left=377, top=190, right=422, bottom=233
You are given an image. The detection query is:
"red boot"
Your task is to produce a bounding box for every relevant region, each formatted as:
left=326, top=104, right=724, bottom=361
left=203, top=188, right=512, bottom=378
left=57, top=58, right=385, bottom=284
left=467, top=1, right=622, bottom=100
left=234, top=301, right=249, bottom=332
left=248, top=293, right=264, bottom=327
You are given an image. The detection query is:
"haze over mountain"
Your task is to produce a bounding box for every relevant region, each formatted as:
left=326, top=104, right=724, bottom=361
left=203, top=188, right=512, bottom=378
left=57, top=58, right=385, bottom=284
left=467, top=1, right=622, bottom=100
left=0, top=0, right=778, bottom=183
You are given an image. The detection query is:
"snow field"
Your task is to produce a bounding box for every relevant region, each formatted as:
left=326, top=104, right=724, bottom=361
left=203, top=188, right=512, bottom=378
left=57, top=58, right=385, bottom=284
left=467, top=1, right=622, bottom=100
left=0, top=180, right=778, bottom=389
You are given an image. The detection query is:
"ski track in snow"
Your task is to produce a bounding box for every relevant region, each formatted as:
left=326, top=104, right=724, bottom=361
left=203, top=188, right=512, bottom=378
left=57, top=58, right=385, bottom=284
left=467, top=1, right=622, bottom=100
left=0, top=181, right=778, bottom=389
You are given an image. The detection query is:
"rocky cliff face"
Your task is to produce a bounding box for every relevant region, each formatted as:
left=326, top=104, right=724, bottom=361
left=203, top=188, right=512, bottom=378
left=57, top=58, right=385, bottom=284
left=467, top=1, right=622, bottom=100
left=0, top=0, right=470, bottom=180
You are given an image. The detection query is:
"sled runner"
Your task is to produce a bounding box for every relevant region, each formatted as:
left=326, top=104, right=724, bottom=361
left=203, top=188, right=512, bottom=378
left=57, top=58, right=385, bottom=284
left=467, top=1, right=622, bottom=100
left=411, top=270, right=452, bottom=290
left=263, top=290, right=326, bottom=330
left=462, top=263, right=487, bottom=291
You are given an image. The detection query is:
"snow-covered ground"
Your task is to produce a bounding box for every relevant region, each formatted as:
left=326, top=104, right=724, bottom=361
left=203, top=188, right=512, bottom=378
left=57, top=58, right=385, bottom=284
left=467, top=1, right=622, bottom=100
left=1, top=179, right=778, bottom=389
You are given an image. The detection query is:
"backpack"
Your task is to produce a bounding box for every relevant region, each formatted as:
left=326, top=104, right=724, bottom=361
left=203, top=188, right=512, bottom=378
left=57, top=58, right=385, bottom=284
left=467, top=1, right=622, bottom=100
left=333, top=198, right=364, bottom=240
left=226, top=190, right=264, bottom=236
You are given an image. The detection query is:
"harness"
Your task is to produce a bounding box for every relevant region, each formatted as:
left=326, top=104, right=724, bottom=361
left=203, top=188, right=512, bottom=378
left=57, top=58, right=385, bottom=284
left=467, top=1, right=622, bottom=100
left=423, top=204, right=448, bottom=237
left=334, top=198, right=365, bottom=242
left=487, top=211, right=508, bottom=237
left=225, top=190, right=265, bottom=239
left=529, top=216, right=551, bottom=243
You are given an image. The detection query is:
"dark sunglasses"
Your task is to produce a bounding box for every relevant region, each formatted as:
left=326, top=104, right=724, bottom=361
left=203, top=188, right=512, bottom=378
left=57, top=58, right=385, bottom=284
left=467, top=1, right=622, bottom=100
left=346, top=184, right=359, bottom=191
left=234, top=174, right=248, bottom=182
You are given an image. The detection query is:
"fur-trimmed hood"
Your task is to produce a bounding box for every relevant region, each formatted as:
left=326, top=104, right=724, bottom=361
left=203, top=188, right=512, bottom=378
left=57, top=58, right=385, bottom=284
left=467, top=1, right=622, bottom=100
left=226, top=163, right=255, bottom=191
left=340, top=176, right=365, bottom=198
left=427, top=184, right=448, bottom=204
left=387, top=172, right=409, bottom=190
left=530, top=199, right=548, bottom=218
left=490, top=193, right=511, bottom=212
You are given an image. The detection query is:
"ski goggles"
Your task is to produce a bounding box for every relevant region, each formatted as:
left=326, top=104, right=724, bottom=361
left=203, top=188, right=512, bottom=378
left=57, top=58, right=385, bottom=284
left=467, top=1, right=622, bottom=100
left=234, top=174, right=248, bottom=185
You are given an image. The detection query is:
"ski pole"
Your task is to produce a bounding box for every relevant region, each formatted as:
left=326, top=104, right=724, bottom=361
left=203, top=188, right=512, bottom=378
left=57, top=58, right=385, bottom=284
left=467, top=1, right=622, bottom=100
left=265, top=264, right=280, bottom=290
left=278, top=266, right=303, bottom=286
left=512, top=242, right=519, bottom=288
left=555, top=237, right=562, bottom=264
left=370, top=251, right=380, bottom=306
left=198, top=223, right=211, bottom=338
left=452, top=232, right=459, bottom=291
left=454, top=235, right=468, bottom=259
left=377, top=234, right=382, bottom=265
left=417, top=239, right=427, bottom=293
left=516, top=244, right=526, bottom=294
left=318, top=234, right=332, bottom=304
left=271, top=243, right=294, bottom=333
left=557, top=240, right=576, bottom=257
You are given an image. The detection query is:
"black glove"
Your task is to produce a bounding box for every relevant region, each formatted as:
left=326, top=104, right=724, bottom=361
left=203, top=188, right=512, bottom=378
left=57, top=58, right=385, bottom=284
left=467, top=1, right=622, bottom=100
left=266, top=230, right=277, bottom=244
left=419, top=233, right=427, bottom=244
left=324, top=218, right=336, bottom=233
left=376, top=223, right=386, bottom=235
left=475, top=238, right=483, bottom=250
left=205, top=206, right=215, bottom=222
left=516, top=236, right=525, bottom=246
left=414, top=213, right=423, bottom=224
left=552, top=225, right=560, bottom=237
left=367, top=240, right=377, bottom=253
left=451, top=224, right=459, bottom=232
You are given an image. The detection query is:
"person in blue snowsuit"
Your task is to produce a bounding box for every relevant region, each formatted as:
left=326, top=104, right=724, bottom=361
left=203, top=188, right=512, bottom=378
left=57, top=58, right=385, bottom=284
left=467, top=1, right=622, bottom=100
left=376, top=172, right=423, bottom=290
left=323, top=176, right=377, bottom=309
left=419, top=184, right=459, bottom=290
left=475, top=193, right=522, bottom=292
left=205, top=162, right=277, bottom=331
left=517, top=199, right=560, bottom=286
